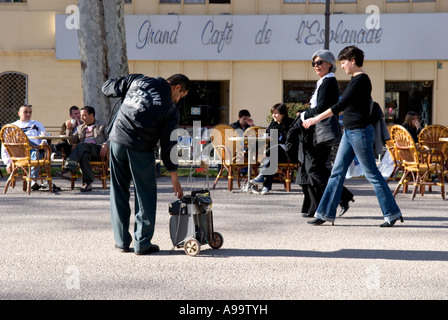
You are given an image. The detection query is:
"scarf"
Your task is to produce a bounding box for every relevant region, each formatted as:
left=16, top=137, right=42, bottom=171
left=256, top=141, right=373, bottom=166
left=309, top=72, right=335, bottom=109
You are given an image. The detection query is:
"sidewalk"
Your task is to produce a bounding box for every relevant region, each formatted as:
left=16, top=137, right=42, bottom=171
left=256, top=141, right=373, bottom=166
left=1, top=176, right=447, bottom=301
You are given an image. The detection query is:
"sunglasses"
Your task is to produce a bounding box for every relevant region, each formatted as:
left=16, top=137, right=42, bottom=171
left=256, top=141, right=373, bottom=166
left=311, top=60, right=325, bottom=67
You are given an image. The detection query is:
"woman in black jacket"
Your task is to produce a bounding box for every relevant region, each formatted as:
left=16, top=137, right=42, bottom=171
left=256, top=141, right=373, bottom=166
left=250, top=103, right=293, bottom=195
left=401, top=111, right=421, bottom=143
left=297, top=49, right=354, bottom=218
left=303, top=46, right=403, bottom=227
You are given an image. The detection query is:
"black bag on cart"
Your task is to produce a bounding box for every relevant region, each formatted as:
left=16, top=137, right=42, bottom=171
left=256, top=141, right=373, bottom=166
left=168, top=188, right=223, bottom=256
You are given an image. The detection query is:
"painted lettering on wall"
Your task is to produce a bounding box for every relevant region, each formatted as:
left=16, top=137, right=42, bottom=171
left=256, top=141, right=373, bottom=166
left=296, top=19, right=382, bottom=46
left=136, top=19, right=181, bottom=49
left=255, top=19, right=272, bottom=45
left=201, top=20, right=233, bottom=53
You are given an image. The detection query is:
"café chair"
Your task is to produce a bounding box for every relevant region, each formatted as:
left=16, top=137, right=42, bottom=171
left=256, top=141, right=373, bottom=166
left=210, top=124, right=251, bottom=191
left=69, top=154, right=109, bottom=190
left=389, top=124, right=445, bottom=200
left=385, top=125, right=405, bottom=183
left=418, top=124, right=448, bottom=166
left=275, top=159, right=298, bottom=192
left=0, top=124, right=53, bottom=194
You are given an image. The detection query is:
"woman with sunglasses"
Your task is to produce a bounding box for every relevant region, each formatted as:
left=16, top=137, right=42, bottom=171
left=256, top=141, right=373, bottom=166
left=302, top=46, right=403, bottom=227
left=296, top=49, right=354, bottom=219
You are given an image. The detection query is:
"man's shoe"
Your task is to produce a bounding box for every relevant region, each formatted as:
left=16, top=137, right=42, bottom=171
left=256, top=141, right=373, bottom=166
left=80, top=183, right=92, bottom=192
left=56, top=169, right=72, bottom=181
left=135, top=244, right=160, bottom=255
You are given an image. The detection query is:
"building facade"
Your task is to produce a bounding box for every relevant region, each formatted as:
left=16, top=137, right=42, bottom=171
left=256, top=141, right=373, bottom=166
left=1, top=0, right=447, bottom=129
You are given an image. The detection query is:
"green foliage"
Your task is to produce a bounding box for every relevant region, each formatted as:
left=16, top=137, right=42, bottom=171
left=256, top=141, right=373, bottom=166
left=265, top=103, right=310, bottom=124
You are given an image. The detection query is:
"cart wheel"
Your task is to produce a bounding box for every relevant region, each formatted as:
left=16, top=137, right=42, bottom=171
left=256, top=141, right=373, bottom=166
left=209, top=232, right=224, bottom=249
left=184, top=238, right=201, bottom=256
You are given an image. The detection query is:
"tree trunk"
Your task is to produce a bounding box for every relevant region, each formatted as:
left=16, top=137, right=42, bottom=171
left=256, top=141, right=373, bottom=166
left=78, top=0, right=129, bottom=123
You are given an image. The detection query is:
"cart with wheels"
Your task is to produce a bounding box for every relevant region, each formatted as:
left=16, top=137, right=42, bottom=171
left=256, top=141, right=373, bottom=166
left=169, top=188, right=224, bottom=256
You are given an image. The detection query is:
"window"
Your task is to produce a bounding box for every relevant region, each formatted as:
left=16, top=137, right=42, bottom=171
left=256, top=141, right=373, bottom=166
left=0, top=0, right=27, bottom=3
left=283, top=80, right=349, bottom=104
left=160, top=0, right=181, bottom=3
left=0, top=72, right=28, bottom=126
left=385, top=81, right=433, bottom=126
left=178, top=81, right=229, bottom=127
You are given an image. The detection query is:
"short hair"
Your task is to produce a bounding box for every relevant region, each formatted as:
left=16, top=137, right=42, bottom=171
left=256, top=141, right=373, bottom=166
left=69, top=105, right=79, bottom=114
left=166, top=74, right=191, bottom=93
left=238, top=109, right=251, bottom=118
left=19, top=105, right=32, bottom=111
left=271, top=103, right=289, bottom=119
left=338, top=45, right=365, bottom=67
left=81, top=105, right=95, bottom=116
left=312, top=49, right=337, bottom=73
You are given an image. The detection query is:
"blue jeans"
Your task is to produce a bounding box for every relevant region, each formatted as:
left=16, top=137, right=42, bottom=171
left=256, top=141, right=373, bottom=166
left=315, top=125, right=402, bottom=223
left=109, top=141, right=157, bottom=253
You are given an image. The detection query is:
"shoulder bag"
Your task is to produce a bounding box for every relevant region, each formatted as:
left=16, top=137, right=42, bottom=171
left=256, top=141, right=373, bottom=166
left=315, top=114, right=342, bottom=146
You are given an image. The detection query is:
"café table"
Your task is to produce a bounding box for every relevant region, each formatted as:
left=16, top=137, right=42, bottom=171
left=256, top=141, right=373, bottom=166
left=28, top=135, right=70, bottom=142
left=228, top=135, right=269, bottom=194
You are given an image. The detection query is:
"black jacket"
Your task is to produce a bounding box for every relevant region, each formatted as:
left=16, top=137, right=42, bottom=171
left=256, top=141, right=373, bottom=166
left=102, top=74, right=179, bottom=171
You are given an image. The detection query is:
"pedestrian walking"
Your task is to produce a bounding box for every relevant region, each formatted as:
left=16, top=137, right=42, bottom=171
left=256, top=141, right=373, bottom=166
left=302, top=46, right=403, bottom=227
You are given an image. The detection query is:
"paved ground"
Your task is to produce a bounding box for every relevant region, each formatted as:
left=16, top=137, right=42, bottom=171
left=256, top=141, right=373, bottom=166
left=1, top=175, right=447, bottom=304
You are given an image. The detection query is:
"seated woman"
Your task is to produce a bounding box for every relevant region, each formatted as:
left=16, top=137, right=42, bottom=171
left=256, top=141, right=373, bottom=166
left=249, top=103, right=293, bottom=195
left=401, top=111, right=421, bottom=143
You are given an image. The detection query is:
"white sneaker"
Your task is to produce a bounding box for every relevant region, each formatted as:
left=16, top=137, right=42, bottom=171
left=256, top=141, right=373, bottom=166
left=260, top=187, right=269, bottom=195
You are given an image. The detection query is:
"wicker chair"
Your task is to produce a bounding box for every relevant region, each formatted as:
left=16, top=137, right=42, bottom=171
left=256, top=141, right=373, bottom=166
left=210, top=124, right=252, bottom=191
left=418, top=124, right=448, bottom=171
left=68, top=155, right=109, bottom=190
left=0, top=124, right=52, bottom=194
left=385, top=125, right=405, bottom=183
left=389, top=124, right=445, bottom=200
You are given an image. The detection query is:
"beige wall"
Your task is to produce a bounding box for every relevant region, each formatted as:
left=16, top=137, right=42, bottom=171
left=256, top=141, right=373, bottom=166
left=1, top=0, right=447, bottom=127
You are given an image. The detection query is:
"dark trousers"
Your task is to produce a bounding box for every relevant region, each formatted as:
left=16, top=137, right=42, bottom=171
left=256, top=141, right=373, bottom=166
left=64, top=142, right=101, bottom=184
left=109, top=141, right=157, bottom=253
left=301, top=184, right=353, bottom=214
left=299, top=144, right=354, bottom=214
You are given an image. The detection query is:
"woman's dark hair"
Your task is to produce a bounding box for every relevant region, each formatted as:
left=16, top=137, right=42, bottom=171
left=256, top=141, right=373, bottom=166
left=403, top=111, right=419, bottom=125
left=338, top=45, right=364, bottom=67
left=271, top=103, right=289, bottom=119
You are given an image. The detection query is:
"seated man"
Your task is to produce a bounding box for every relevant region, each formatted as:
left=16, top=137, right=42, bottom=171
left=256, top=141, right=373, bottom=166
left=230, top=109, right=254, bottom=133
left=229, top=109, right=255, bottom=164
left=1, top=105, right=47, bottom=191
left=56, top=106, right=108, bottom=192
left=54, top=105, right=82, bottom=158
